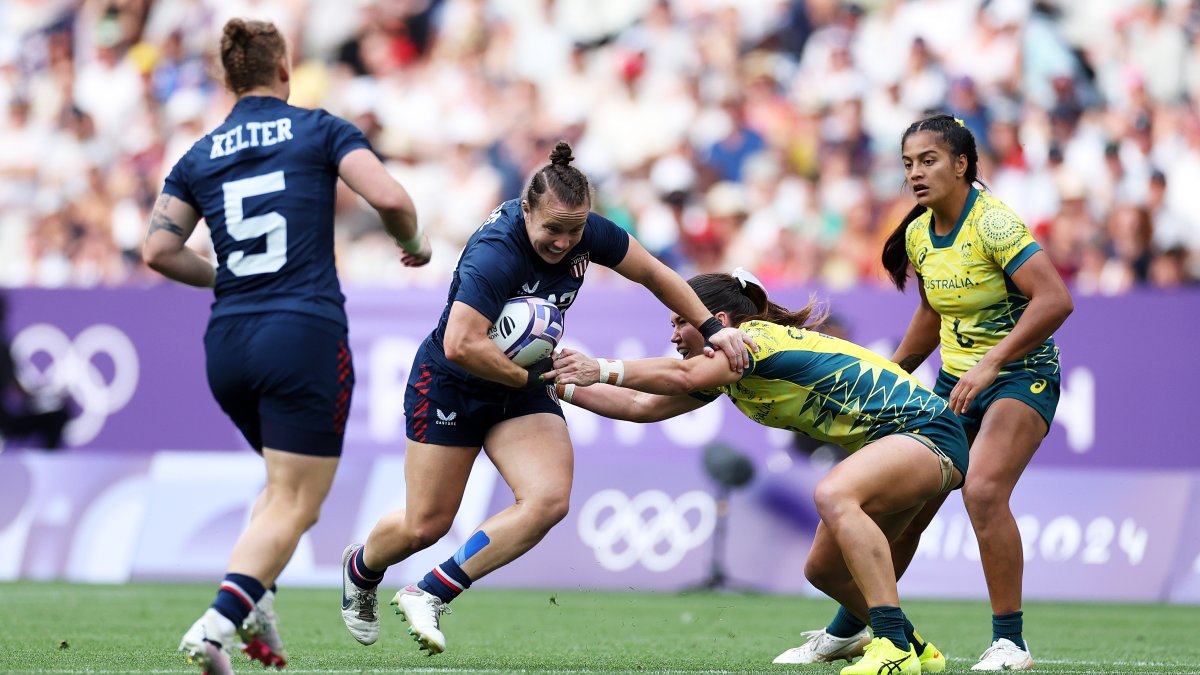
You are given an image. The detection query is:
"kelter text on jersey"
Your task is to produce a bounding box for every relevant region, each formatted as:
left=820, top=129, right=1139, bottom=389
left=210, top=118, right=294, bottom=159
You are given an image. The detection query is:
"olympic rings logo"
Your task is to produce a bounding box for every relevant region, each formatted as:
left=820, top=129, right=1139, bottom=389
left=577, top=488, right=716, bottom=572
left=10, top=323, right=140, bottom=445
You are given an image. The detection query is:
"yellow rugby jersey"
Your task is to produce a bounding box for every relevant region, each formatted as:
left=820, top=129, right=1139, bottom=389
left=905, top=188, right=1059, bottom=377
left=692, top=320, right=950, bottom=453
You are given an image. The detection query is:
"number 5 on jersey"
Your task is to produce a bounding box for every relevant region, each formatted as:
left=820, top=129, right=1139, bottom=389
left=224, top=170, right=287, bottom=276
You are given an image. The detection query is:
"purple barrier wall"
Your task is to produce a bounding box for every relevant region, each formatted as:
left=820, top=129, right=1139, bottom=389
left=1, top=286, right=1198, bottom=600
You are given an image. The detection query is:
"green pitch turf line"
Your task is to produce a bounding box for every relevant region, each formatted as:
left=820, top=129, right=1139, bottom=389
left=2, top=583, right=1197, bottom=673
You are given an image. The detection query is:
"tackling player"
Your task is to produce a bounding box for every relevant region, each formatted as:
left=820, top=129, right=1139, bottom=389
left=546, top=269, right=969, bottom=675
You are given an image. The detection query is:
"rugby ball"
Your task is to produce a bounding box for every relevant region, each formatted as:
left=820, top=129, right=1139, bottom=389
left=488, top=296, right=565, bottom=367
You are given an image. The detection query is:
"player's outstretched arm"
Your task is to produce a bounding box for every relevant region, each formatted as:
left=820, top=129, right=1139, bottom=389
left=143, top=194, right=214, bottom=288
left=338, top=148, right=430, bottom=266
left=546, top=347, right=741, bottom=397
left=611, top=237, right=755, bottom=371
left=557, top=379, right=708, bottom=423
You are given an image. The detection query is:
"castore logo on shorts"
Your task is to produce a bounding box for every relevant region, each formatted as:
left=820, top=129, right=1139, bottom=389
left=11, top=323, right=139, bottom=445
left=577, top=488, right=716, bottom=572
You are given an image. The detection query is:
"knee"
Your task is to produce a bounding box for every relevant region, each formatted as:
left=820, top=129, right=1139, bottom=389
left=524, top=494, right=571, bottom=533
left=962, top=478, right=1011, bottom=517
left=812, top=480, right=856, bottom=525
left=407, top=518, right=455, bottom=549
left=804, top=557, right=844, bottom=594
left=266, top=490, right=322, bottom=532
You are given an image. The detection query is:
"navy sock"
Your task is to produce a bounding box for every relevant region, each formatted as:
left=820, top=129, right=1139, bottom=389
left=418, top=557, right=472, bottom=603
left=993, top=610, right=1025, bottom=650
left=904, top=619, right=927, bottom=653
left=211, top=573, right=266, bottom=627
left=348, top=545, right=385, bottom=590
left=868, top=606, right=909, bottom=652
left=826, top=606, right=868, bottom=638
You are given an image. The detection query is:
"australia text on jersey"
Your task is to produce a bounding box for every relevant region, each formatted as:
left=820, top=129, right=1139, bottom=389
left=210, top=117, right=294, bottom=159
left=924, top=276, right=976, bottom=290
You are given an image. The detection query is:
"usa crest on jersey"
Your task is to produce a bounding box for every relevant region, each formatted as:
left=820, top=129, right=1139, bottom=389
left=569, top=252, right=590, bottom=279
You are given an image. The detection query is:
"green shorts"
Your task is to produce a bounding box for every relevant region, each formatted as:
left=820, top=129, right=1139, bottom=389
left=899, top=412, right=969, bottom=489
left=935, top=365, right=1060, bottom=434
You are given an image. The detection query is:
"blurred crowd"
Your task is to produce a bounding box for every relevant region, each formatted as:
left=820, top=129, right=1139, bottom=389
left=1, top=0, right=1198, bottom=294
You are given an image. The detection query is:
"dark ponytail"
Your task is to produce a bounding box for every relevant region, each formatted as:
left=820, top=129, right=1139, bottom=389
left=687, top=273, right=826, bottom=330
left=882, top=113, right=984, bottom=290
left=525, top=140, right=591, bottom=210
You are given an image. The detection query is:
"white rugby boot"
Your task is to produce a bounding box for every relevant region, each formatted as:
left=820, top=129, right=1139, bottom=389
left=391, top=584, right=450, bottom=654
left=772, top=627, right=872, bottom=664
left=179, top=608, right=238, bottom=675
left=971, top=638, right=1034, bottom=671
left=240, top=589, right=287, bottom=668
left=340, top=544, right=380, bottom=645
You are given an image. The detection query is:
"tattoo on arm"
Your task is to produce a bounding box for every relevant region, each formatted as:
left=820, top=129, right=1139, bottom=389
left=897, top=353, right=930, bottom=373
left=148, top=195, right=185, bottom=237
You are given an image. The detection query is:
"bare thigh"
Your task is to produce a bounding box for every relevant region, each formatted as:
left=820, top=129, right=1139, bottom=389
left=483, top=413, right=574, bottom=508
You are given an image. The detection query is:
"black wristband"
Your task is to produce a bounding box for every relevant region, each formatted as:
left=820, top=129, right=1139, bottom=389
left=525, top=357, right=553, bottom=387
left=698, top=317, right=724, bottom=341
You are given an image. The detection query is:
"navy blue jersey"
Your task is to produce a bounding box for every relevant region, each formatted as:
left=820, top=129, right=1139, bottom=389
left=162, top=96, right=370, bottom=327
left=425, top=199, right=630, bottom=385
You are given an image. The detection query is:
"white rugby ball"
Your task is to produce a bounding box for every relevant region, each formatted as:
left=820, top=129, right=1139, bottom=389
left=488, top=296, right=565, bottom=367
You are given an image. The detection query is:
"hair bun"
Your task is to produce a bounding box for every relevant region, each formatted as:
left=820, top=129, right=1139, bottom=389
left=224, top=18, right=247, bottom=41
left=549, top=141, right=574, bottom=166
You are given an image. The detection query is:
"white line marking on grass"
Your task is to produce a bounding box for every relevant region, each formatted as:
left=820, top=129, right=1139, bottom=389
left=948, top=656, right=1197, bottom=668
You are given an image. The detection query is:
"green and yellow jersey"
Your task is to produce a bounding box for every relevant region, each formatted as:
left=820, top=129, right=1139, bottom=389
left=905, top=187, right=1059, bottom=377
left=691, top=320, right=957, bottom=455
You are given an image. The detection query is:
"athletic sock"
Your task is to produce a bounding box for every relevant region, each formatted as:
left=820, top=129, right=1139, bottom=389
left=868, top=606, right=910, bottom=652
left=904, top=620, right=927, bottom=653
left=212, top=573, right=266, bottom=628
left=826, top=605, right=868, bottom=638
left=418, top=557, right=472, bottom=603
left=993, top=610, right=1025, bottom=650
left=348, top=545, right=385, bottom=590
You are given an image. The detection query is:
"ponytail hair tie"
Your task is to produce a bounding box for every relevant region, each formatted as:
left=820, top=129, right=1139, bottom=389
left=954, top=117, right=966, bottom=128
left=731, top=266, right=765, bottom=291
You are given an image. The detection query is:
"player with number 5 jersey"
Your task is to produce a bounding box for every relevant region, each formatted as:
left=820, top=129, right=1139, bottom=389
left=143, top=18, right=430, bottom=675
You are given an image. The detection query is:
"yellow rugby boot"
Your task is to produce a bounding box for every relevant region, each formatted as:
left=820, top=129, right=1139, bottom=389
left=840, top=637, right=920, bottom=675
left=916, top=639, right=946, bottom=673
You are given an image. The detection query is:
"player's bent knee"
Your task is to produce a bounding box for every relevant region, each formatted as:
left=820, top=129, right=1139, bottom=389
left=545, top=494, right=571, bottom=523
left=527, top=495, right=571, bottom=532
left=804, top=557, right=846, bottom=593
left=962, top=479, right=1011, bottom=515
left=812, top=480, right=856, bottom=524
left=407, top=519, right=454, bottom=549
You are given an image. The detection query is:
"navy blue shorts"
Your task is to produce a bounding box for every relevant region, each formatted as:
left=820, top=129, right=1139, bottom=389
left=404, top=349, right=563, bottom=447
left=935, top=365, right=1060, bottom=434
left=205, top=313, right=352, bottom=456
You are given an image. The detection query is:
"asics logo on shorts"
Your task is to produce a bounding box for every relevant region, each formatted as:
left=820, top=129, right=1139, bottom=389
left=11, top=323, right=140, bottom=445
left=577, top=489, right=716, bottom=572
left=1030, top=379, right=1047, bottom=394
left=435, top=409, right=457, bottom=425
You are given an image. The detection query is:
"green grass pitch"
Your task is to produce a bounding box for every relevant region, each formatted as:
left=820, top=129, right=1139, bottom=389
left=1, top=582, right=1197, bottom=673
